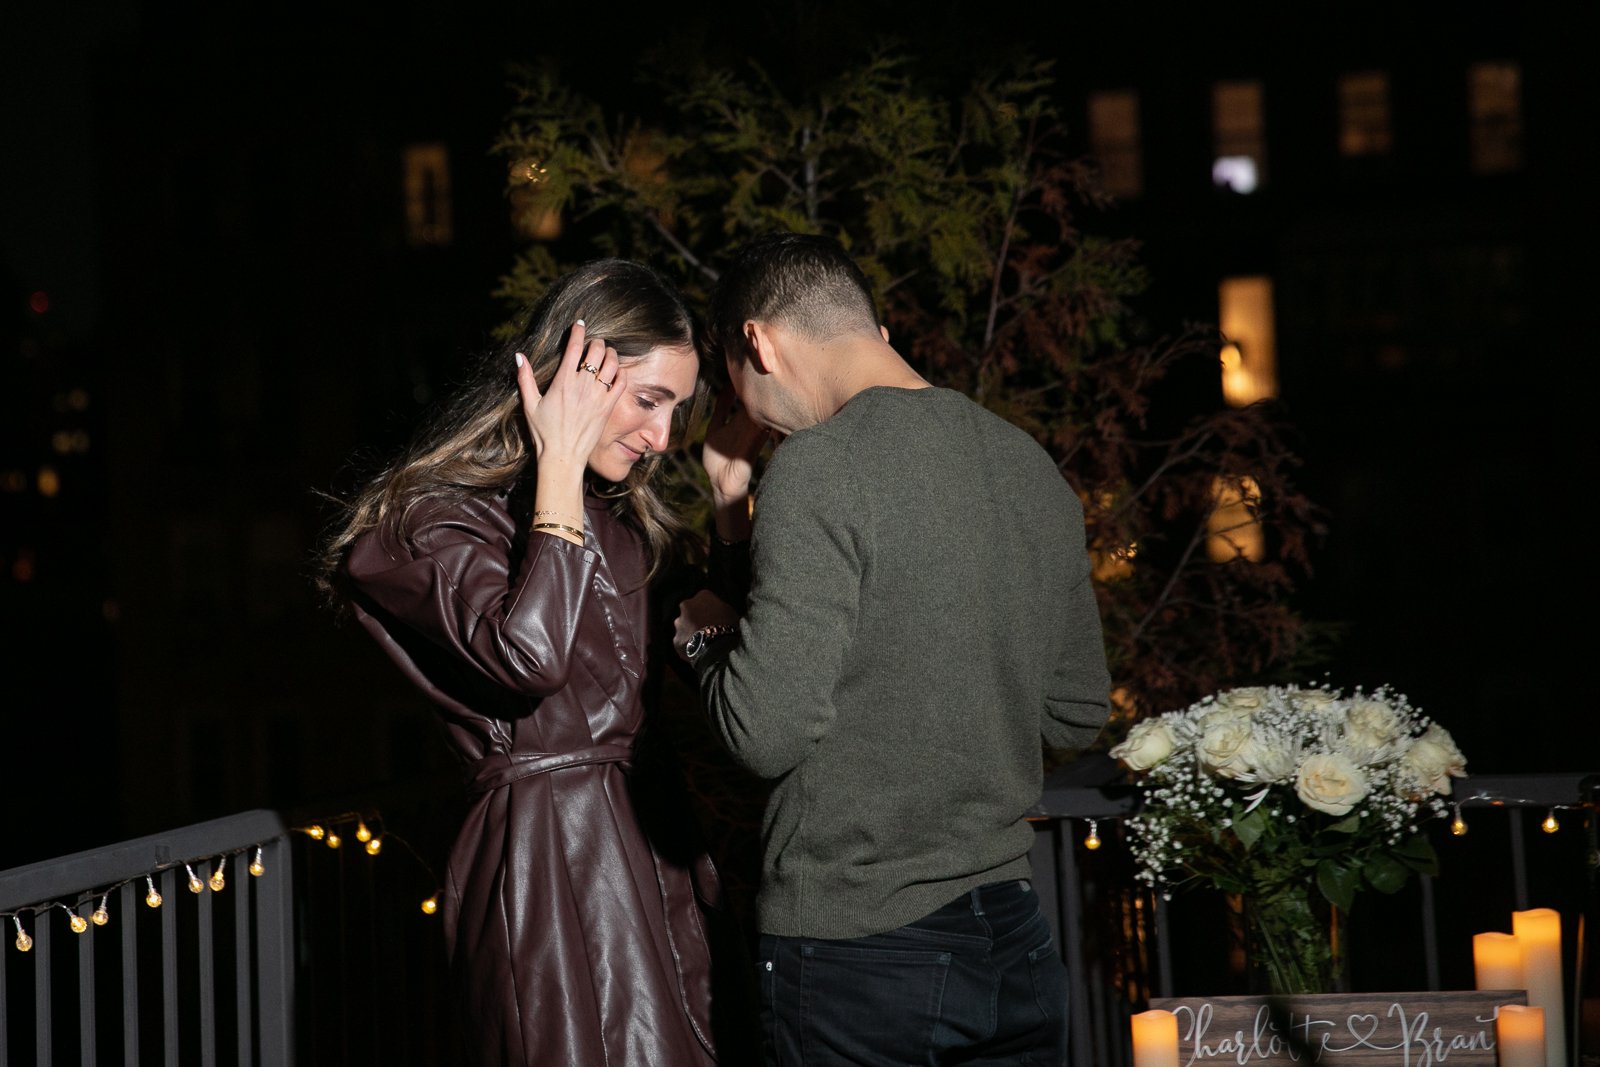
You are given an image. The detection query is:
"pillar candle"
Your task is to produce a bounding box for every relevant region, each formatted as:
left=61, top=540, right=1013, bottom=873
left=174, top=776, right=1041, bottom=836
left=1511, top=908, right=1566, bottom=1067
left=1473, top=931, right=1523, bottom=991
left=1495, top=1004, right=1546, bottom=1067
left=1131, top=1009, right=1180, bottom=1067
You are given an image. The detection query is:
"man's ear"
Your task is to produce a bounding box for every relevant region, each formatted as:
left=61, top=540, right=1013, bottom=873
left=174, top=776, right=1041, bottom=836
left=745, top=320, right=780, bottom=375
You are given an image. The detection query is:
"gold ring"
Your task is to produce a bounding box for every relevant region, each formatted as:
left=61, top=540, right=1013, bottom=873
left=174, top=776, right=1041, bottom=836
left=601, top=378, right=614, bottom=391
left=578, top=362, right=601, bottom=375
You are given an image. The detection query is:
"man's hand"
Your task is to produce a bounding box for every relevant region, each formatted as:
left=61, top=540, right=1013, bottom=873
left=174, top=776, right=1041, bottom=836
left=673, top=589, right=740, bottom=663
left=701, top=387, right=771, bottom=543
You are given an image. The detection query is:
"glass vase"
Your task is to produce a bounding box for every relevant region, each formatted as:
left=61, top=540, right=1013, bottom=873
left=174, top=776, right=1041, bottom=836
left=1230, top=882, right=1347, bottom=997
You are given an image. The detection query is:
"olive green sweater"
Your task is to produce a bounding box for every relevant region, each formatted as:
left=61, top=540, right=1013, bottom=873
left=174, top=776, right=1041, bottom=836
left=696, top=386, right=1110, bottom=939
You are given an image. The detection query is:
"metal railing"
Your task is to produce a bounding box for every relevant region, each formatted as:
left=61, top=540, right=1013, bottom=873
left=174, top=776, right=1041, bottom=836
left=0, top=810, right=294, bottom=1067
left=3, top=772, right=1593, bottom=1066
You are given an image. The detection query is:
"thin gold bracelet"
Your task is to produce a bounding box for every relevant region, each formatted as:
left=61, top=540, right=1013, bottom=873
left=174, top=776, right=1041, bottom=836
left=534, top=510, right=582, bottom=522
left=532, top=522, right=584, bottom=539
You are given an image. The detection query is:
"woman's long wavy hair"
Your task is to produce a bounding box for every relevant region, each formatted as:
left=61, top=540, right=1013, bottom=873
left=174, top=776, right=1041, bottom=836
left=314, top=258, right=707, bottom=602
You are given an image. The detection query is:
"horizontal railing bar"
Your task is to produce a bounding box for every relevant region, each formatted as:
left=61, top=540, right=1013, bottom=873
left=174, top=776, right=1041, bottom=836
left=0, top=810, right=287, bottom=912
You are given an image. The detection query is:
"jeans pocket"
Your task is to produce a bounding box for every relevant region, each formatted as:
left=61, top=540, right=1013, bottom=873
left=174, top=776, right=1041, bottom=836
left=1026, top=937, right=1068, bottom=1022
left=796, top=942, right=952, bottom=1062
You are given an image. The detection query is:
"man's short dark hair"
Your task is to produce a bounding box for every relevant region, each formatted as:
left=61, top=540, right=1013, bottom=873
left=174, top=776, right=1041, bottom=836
left=708, top=232, right=879, bottom=364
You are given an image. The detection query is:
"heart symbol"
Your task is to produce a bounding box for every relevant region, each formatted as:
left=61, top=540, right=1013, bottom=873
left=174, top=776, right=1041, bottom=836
left=1346, top=1014, right=1380, bottom=1045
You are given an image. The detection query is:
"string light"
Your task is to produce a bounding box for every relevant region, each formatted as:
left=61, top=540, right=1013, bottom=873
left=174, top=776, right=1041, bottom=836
left=3, top=812, right=440, bottom=944
left=1450, top=804, right=1468, bottom=837
left=1542, top=810, right=1560, bottom=834
left=1084, top=819, right=1102, bottom=851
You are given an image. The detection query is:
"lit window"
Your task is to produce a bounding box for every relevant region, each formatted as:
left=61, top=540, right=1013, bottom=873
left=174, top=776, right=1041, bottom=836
left=1088, top=90, right=1143, bottom=198
left=403, top=143, right=454, bottom=246
left=1213, top=81, right=1266, bottom=192
left=1207, top=476, right=1265, bottom=563
left=1338, top=71, right=1393, bottom=156
left=1468, top=62, right=1521, bottom=174
left=1218, top=277, right=1277, bottom=406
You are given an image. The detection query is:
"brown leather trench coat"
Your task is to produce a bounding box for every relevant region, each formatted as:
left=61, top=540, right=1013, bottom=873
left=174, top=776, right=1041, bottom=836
left=342, top=489, right=723, bottom=1066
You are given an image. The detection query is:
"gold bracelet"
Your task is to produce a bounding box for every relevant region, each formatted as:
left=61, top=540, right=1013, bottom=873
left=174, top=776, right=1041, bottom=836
left=532, top=522, right=584, bottom=539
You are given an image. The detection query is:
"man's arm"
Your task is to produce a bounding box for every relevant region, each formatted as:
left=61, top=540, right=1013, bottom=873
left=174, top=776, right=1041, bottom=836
left=1041, top=569, right=1113, bottom=752
left=685, top=447, right=862, bottom=780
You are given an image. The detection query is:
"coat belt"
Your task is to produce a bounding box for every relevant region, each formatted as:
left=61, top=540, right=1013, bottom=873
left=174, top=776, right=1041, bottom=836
left=466, top=743, right=634, bottom=794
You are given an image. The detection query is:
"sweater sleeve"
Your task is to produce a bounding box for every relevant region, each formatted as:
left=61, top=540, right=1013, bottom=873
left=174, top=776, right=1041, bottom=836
left=695, top=441, right=861, bottom=779
left=342, top=498, right=600, bottom=699
left=1041, top=553, right=1113, bottom=753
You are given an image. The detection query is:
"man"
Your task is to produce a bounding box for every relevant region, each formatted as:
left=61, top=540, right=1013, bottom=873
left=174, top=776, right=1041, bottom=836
left=674, top=231, right=1110, bottom=1066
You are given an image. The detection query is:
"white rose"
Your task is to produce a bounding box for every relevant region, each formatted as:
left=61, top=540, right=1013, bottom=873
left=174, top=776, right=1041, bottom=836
left=1215, top=687, right=1268, bottom=711
left=1198, top=720, right=1255, bottom=778
left=1402, top=724, right=1467, bottom=795
left=1111, top=718, right=1176, bottom=771
left=1295, top=753, right=1369, bottom=815
left=1291, top=688, right=1340, bottom=713
left=1200, top=703, right=1256, bottom=730
left=1343, top=699, right=1403, bottom=759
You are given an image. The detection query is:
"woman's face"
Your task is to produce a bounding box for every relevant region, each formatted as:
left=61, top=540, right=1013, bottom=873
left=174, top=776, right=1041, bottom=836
left=586, top=343, right=699, bottom=483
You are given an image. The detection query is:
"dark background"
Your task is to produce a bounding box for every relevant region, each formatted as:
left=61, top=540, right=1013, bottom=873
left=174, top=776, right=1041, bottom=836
left=2, top=1, right=1594, bottom=875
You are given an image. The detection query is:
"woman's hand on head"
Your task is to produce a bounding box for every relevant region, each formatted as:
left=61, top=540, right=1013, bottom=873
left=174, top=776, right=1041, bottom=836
left=516, top=321, right=624, bottom=470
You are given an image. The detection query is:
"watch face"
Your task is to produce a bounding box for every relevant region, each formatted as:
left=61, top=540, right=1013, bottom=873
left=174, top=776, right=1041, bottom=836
left=686, top=632, right=705, bottom=658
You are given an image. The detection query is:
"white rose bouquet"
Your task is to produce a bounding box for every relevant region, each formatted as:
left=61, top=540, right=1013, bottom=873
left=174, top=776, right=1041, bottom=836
left=1110, top=682, right=1467, bottom=994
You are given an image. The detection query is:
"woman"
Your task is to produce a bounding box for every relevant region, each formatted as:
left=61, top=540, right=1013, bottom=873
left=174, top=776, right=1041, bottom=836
left=316, top=259, right=732, bottom=1066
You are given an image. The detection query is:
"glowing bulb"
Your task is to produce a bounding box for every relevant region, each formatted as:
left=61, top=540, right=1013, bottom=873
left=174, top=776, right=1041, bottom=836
left=186, top=865, right=204, bottom=893
left=1450, top=815, right=1468, bottom=837
left=249, top=848, right=265, bottom=877
left=146, top=877, right=163, bottom=908
left=356, top=821, right=372, bottom=843
left=69, top=912, right=88, bottom=934
left=326, top=832, right=342, bottom=849
left=365, top=837, right=383, bottom=856
left=209, top=869, right=226, bottom=891
left=307, top=825, right=325, bottom=840
left=421, top=895, right=439, bottom=916
left=1542, top=811, right=1559, bottom=833
left=15, top=930, right=32, bottom=952
left=1084, top=820, right=1102, bottom=851
left=92, top=905, right=109, bottom=926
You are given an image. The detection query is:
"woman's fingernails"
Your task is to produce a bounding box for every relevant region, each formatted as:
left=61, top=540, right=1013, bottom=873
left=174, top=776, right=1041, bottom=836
left=515, top=352, right=525, bottom=368
left=575, top=319, right=585, bottom=327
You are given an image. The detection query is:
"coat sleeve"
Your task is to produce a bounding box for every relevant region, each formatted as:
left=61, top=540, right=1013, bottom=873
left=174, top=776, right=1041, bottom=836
left=342, top=498, right=600, bottom=698
left=694, top=444, right=861, bottom=779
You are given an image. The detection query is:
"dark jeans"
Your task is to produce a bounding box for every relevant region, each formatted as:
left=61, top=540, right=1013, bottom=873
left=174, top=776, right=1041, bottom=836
left=757, top=879, right=1069, bottom=1066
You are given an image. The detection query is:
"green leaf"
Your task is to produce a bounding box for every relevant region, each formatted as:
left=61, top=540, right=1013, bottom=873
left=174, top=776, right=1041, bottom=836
left=1392, top=835, right=1440, bottom=875
left=1325, top=814, right=1361, bottom=834
left=1362, top=853, right=1411, bottom=894
left=1233, top=807, right=1268, bottom=851
left=1317, top=860, right=1359, bottom=912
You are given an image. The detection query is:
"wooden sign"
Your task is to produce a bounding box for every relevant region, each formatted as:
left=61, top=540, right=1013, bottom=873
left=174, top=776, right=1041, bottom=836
left=1148, top=990, right=1527, bottom=1065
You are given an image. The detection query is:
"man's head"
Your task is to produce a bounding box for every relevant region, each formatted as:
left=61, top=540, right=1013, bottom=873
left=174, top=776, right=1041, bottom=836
left=708, top=232, right=880, bottom=367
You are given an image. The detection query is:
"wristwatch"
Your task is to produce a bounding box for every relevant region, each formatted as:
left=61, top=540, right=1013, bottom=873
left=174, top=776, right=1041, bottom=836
left=684, top=624, right=737, bottom=663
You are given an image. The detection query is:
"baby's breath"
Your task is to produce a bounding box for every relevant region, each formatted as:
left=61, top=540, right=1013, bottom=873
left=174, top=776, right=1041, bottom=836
left=1110, top=683, right=1465, bottom=908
